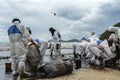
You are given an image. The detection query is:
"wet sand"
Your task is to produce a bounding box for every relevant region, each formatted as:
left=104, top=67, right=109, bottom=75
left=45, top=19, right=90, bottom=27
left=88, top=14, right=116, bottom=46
left=52, top=68, right=120, bottom=80
left=20, top=68, right=120, bottom=80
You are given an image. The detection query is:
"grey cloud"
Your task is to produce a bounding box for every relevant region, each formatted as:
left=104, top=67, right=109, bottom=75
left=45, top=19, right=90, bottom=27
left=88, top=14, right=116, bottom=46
left=1, top=0, right=120, bottom=42
left=67, top=0, right=120, bottom=39
left=55, top=7, right=87, bottom=20
left=100, top=1, right=120, bottom=25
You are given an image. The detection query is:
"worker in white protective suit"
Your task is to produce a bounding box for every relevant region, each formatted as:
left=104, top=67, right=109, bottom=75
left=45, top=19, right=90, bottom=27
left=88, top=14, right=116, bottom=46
left=25, top=37, right=48, bottom=76
left=73, top=37, right=89, bottom=56
left=80, top=37, right=94, bottom=59
left=106, top=26, right=120, bottom=66
left=49, top=27, right=62, bottom=58
left=73, top=37, right=93, bottom=67
left=88, top=32, right=99, bottom=42
left=7, top=18, right=32, bottom=77
left=88, top=39, right=114, bottom=66
left=108, top=26, right=119, bottom=52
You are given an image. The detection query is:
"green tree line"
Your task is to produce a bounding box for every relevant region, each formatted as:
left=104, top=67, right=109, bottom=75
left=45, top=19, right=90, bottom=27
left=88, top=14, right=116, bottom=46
left=99, top=22, right=120, bottom=40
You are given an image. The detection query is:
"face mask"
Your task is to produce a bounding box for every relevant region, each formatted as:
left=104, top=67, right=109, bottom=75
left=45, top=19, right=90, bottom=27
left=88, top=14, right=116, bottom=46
left=13, top=21, right=20, bottom=25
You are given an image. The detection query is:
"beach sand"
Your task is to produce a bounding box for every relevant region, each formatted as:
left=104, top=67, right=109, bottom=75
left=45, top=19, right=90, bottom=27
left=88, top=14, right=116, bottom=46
left=48, top=68, right=120, bottom=80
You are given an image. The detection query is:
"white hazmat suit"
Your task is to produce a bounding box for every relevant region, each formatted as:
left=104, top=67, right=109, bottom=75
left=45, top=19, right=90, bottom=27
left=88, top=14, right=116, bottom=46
left=8, top=19, right=31, bottom=76
left=49, top=27, right=62, bottom=58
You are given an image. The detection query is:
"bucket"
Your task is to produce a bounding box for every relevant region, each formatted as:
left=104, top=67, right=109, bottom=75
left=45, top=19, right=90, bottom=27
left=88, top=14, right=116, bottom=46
left=5, top=63, right=12, bottom=73
left=75, top=58, right=81, bottom=69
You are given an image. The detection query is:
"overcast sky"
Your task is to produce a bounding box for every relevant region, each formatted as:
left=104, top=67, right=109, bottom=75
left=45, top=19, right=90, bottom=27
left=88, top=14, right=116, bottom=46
left=0, top=0, right=120, bottom=42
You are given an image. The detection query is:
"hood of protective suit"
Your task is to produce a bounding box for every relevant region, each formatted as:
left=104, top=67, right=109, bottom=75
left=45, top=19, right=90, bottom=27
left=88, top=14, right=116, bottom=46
left=13, top=21, right=20, bottom=25
left=108, top=26, right=119, bottom=33
left=49, top=27, right=56, bottom=36
left=81, top=37, right=87, bottom=41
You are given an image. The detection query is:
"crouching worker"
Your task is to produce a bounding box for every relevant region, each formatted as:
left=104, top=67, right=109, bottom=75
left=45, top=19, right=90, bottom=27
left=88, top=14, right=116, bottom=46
left=25, top=37, right=48, bottom=77
left=7, top=18, right=32, bottom=77
left=88, top=39, right=114, bottom=68
left=105, top=26, right=120, bottom=67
